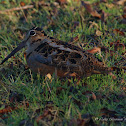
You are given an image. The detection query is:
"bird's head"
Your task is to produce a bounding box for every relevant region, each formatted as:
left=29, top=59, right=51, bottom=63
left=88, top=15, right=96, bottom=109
left=1, top=27, right=46, bottom=64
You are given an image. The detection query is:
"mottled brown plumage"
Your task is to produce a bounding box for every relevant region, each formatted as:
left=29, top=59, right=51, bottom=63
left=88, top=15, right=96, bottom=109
left=1, top=27, right=112, bottom=77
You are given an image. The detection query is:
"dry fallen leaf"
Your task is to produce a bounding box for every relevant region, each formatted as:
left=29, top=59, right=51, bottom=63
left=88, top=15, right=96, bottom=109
left=116, top=0, right=126, bottom=5
left=70, top=36, right=79, bottom=42
left=82, top=91, right=97, bottom=101
left=0, top=1, right=6, bottom=4
left=110, top=40, right=125, bottom=51
left=81, top=1, right=101, bottom=19
left=0, top=102, right=29, bottom=115
left=105, top=3, right=114, bottom=8
left=89, top=21, right=99, bottom=30
left=24, top=52, right=26, bottom=59
left=87, top=47, right=101, bottom=54
left=56, top=0, right=67, bottom=4
left=96, top=30, right=103, bottom=36
left=20, top=1, right=25, bottom=6
left=91, top=92, right=96, bottom=100
left=46, top=73, right=52, bottom=80
left=113, top=29, right=125, bottom=36
left=36, top=110, right=49, bottom=123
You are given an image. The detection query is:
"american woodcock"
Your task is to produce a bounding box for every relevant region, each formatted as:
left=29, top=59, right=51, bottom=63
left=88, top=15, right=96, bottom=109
left=1, top=27, right=112, bottom=77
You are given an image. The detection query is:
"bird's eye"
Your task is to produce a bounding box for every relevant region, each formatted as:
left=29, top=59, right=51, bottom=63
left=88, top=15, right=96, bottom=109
left=29, top=30, right=36, bottom=36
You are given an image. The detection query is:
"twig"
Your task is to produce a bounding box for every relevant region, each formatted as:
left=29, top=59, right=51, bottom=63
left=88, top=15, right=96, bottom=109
left=0, top=5, right=34, bottom=14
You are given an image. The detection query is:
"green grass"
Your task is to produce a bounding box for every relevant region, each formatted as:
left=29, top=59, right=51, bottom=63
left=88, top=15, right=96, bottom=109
left=0, top=0, right=126, bottom=126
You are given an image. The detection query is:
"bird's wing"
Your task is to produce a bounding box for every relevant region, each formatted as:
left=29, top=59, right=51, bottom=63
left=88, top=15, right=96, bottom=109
left=31, top=39, right=84, bottom=73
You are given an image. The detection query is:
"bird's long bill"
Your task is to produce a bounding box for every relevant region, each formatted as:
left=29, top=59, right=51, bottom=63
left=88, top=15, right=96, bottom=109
left=1, top=40, right=26, bottom=64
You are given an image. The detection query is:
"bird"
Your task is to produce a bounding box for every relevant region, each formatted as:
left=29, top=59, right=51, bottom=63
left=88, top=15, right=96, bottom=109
left=1, top=27, right=112, bottom=78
